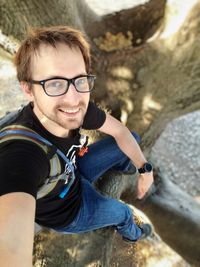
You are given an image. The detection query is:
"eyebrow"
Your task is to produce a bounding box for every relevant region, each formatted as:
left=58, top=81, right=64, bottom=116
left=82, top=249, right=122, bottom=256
left=44, top=73, right=88, bottom=80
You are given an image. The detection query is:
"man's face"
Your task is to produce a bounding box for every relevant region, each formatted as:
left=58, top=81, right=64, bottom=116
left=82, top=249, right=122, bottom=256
left=27, top=43, right=90, bottom=137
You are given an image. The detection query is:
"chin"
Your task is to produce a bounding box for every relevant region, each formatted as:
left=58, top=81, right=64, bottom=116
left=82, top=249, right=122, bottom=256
left=63, top=119, right=83, bottom=130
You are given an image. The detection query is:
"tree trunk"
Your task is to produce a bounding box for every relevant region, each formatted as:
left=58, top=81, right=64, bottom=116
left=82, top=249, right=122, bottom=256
left=132, top=171, right=200, bottom=266
left=0, top=0, right=87, bottom=39
left=1, top=0, right=200, bottom=266
left=0, top=0, right=165, bottom=42
left=82, top=0, right=166, bottom=48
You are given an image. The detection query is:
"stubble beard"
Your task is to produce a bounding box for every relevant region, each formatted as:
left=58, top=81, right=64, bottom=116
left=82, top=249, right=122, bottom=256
left=50, top=105, right=86, bottom=130
left=36, top=100, right=88, bottom=131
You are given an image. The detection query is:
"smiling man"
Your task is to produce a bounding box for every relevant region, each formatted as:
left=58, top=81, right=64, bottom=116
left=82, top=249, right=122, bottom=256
left=0, top=26, right=154, bottom=267
left=26, top=43, right=90, bottom=136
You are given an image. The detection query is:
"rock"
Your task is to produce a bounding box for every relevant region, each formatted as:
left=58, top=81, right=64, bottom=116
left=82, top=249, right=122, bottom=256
left=150, top=110, right=200, bottom=197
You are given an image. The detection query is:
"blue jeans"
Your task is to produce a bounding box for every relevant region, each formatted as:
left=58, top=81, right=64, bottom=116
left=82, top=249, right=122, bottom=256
left=54, top=132, right=142, bottom=241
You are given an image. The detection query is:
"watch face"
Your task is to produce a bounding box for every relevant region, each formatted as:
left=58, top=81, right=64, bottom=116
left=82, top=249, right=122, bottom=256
left=144, top=163, right=153, bottom=172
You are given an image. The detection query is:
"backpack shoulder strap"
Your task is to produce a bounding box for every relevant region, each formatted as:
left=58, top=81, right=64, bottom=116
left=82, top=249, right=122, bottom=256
left=0, top=124, right=76, bottom=199
left=1, top=125, right=49, bottom=153
left=0, top=107, right=24, bottom=128
left=0, top=124, right=62, bottom=183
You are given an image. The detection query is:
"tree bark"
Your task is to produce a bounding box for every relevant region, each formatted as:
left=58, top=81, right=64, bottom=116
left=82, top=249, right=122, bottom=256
left=85, top=0, right=166, bottom=48
left=1, top=0, right=200, bottom=266
left=0, top=0, right=166, bottom=43
left=96, top=168, right=200, bottom=266
left=0, top=0, right=86, bottom=39
left=132, top=170, right=200, bottom=266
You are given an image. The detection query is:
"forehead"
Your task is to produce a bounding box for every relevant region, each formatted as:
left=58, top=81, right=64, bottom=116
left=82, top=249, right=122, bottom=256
left=30, top=43, right=86, bottom=78
left=33, top=42, right=82, bottom=61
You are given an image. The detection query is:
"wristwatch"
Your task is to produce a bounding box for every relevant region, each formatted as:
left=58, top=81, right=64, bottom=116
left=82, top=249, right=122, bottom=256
left=138, top=162, right=153, bottom=174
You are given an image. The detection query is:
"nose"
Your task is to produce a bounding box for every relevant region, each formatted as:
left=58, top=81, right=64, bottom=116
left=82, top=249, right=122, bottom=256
left=62, top=83, right=81, bottom=105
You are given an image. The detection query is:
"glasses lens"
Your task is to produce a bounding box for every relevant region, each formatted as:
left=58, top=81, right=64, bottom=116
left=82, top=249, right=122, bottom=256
left=75, top=76, right=95, bottom=92
left=45, top=79, right=67, bottom=96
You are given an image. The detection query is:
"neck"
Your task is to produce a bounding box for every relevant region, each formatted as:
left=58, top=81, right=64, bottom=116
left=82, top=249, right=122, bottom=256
left=39, top=115, right=70, bottom=138
left=32, top=104, right=70, bottom=138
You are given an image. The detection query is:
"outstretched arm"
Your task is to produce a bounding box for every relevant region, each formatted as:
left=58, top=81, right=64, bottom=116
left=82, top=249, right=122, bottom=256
left=98, top=113, right=154, bottom=199
left=0, top=192, right=36, bottom=267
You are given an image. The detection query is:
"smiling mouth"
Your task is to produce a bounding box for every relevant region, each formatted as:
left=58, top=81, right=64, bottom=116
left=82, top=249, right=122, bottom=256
left=59, top=108, right=80, bottom=116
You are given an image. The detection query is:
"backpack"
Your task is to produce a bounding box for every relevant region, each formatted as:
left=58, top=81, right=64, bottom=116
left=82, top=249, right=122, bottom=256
left=0, top=107, right=75, bottom=199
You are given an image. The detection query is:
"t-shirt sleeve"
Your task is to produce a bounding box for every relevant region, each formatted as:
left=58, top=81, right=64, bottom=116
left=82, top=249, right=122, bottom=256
left=0, top=141, right=49, bottom=199
left=82, top=101, right=106, bottom=130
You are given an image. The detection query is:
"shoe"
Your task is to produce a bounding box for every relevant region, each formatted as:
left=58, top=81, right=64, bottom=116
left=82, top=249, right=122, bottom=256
left=139, top=223, right=153, bottom=240
left=122, top=223, right=153, bottom=243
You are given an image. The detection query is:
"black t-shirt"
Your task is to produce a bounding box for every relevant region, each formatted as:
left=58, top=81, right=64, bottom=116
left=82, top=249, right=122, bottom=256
left=0, top=101, right=106, bottom=228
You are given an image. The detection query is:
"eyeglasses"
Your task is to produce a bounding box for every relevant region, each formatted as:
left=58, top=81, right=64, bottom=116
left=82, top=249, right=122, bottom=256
left=29, top=75, right=96, bottom=96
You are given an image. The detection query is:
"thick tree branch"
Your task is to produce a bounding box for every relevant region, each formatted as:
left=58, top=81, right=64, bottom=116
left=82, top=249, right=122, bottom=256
left=130, top=169, right=200, bottom=266
left=87, top=0, right=166, bottom=49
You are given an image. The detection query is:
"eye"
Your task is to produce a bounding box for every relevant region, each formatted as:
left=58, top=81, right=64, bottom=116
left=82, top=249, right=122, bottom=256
left=46, top=80, right=64, bottom=89
left=76, top=77, right=88, bottom=85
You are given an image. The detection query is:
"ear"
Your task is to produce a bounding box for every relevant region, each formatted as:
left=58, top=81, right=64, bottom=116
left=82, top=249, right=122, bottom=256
left=20, top=81, right=34, bottom=101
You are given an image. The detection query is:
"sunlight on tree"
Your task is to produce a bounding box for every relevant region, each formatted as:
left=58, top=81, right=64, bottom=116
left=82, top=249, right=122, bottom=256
left=161, top=0, right=198, bottom=39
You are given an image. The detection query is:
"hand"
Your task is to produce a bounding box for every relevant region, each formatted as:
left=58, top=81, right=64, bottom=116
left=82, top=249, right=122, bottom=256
left=137, top=172, right=154, bottom=199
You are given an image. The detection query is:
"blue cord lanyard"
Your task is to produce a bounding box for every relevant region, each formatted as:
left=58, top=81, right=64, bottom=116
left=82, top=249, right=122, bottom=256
left=0, top=129, right=75, bottom=199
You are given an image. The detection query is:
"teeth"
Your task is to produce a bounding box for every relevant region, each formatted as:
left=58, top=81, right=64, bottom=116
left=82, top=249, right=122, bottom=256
left=62, top=108, right=79, bottom=113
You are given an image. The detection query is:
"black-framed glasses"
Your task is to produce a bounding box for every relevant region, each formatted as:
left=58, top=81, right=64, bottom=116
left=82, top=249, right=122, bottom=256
left=28, top=75, right=96, bottom=96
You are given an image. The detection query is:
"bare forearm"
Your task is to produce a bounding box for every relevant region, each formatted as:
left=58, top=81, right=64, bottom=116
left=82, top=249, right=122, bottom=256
left=99, top=113, right=154, bottom=199
left=99, top=114, right=147, bottom=168
left=115, top=127, right=147, bottom=168
left=0, top=193, right=35, bottom=267
left=112, top=127, right=154, bottom=199
left=0, top=247, right=33, bottom=267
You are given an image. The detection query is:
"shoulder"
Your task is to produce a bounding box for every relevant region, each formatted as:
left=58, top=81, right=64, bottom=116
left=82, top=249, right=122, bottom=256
left=0, top=140, right=49, bottom=198
left=0, top=139, right=49, bottom=161
left=82, top=101, right=106, bottom=130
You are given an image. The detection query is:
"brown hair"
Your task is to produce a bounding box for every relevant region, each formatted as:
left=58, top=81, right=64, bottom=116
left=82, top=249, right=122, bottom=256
left=14, top=25, right=91, bottom=82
